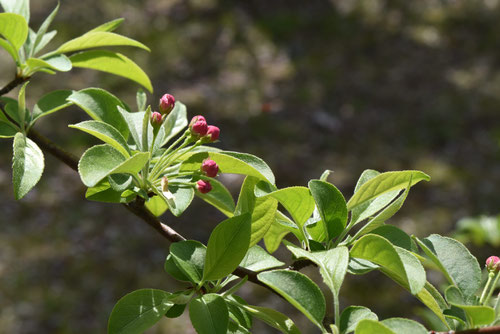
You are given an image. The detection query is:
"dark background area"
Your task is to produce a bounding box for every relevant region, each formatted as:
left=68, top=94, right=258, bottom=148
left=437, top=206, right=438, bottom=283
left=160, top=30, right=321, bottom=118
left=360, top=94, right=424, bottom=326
left=1, top=0, right=500, bottom=333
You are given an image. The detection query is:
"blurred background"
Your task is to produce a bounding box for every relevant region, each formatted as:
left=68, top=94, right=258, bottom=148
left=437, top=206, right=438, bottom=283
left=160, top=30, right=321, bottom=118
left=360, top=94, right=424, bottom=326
left=1, top=0, right=500, bottom=332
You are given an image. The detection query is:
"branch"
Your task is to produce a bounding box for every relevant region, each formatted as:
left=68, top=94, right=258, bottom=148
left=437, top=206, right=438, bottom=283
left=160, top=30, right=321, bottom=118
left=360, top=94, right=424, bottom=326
left=0, top=76, right=29, bottom=96
left=433, top=326, right=500, bottom=333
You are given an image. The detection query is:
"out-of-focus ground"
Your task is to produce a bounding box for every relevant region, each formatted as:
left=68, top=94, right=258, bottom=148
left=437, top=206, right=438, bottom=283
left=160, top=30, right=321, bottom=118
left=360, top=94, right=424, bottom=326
left=1, top=0, right=500, bottom=333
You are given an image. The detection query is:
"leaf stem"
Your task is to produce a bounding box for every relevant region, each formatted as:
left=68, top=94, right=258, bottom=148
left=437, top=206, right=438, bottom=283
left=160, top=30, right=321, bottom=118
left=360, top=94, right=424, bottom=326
left=480, top=272, right=495, bottom=305
left=484, top=271, right=500, bottom=306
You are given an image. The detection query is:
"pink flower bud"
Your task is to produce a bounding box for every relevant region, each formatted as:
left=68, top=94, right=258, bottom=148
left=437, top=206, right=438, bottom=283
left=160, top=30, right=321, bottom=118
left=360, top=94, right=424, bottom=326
left=205, top=125, right=220, bottom=142
left=486, top=256, right=500, bottom=272
left=201, top=159, right=219, bottom=177
left=150, top=111, right=163, bottom=129
left=159, top=94, right=175, bottom=115
left=189, top=115, right=208, bottom=137
left=196, top=179, right=212, bottom=194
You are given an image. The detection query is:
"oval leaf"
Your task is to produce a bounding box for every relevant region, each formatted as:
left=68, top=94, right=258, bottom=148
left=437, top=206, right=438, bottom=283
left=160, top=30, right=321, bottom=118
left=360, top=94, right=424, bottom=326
left=189, top=294, right=228, bottom=334
left=258, top=269, right=326, bottom=331
left=31, top=90, right=73, bottom=122
left=13, top=133, right=44, bottom=199
left=108, top=289, right=172, bottom=334
left=57, top=31, right=150, bottom=53
left=339, top=306, right=378, bottom=334
left=355, top=320, right=395, bottom=334
left=381, top=318, right=427, bottom=334
left=0, top=13, right=28, bottom=51
left=196, top=177, right=235, bottom=217
left=239, top=304, right=300, bottom=334
left=169, top=240, right=206, bottom=284
left=203, top=213, right=251, bottom=281
left=26, top=54, right=72, bottom=73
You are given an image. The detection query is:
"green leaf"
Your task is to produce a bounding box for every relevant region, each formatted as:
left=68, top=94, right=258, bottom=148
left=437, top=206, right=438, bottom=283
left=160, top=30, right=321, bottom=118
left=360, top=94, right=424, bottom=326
left=0, top=13, right=28, bottom=51
left=70, top=50, right=153, bottom=93
left=180, top=151, right=275, bottom=185
left=0, top=120, right=17, bottom=137
left=415, top=282, right=450, bottom=329
left=25, top=54, right=72, bottom=74
left=17, top=81, right=28, bottom=128
left=355, top=320, right=395, bottom=334
left=347, top=170, right=430, bottom=211
left=117, top=107, right=145, bottom=149
left=159, top=101, right=188, bottom=146
left=286, top=243, right=349, bottom=297
left=12, top=133, right=44, bottom=199
left=239, top=245, right=284, bottom=272
left=164, top=255, right=190, bottom=282
left=239, top=304, right=300, bottom=334
left=264, top=212, right=300, bottom=253
left=308, top=179, right=347, bottom=240
left=145, top=195, right=168, bottom=217
left=69, top=120, right=130, bottom=158
left=32, top=3, right=58, bottom=57
left=108, top=289, right=173, bottom=334
left=255, top=183, right=315, bottom=229
left=445, top=286, right=495, bottom=326
left=68, top=88, right=130, bottom=138
left=414, top=234, right=481, bottom=298
left=167, top=185, right=195, bottom=217
left=89, top=18, right=124, bottom=33
left=258, top=269, right=326, bottom=331
left=235, top=176, right=278, bottom=247
left=0, top=0, right=29, bottom=23
left=31, top=90, right=73, bottom=123
left=0, top=38, right=18, bottom=62
left=169, top=240, right=206, bottom=284
left=85, top=181, right=135, bottom=204
left=350, top=234, right=426, bottom=294
left=136, top=89, right=146, bottom=111
left=57, top=31, right=150, bottom=54
left=339, top=306, right=378, bottom=334
left=78, top=144, right=149, bottom=187
left=196, top=177, right=235, bottom=217
left=370, top=225, right=417, bottom=252
left=380, top=318, right=428, bottom=334
left=203, top=213, right=251, bottom=282
left=189, top=294, right=228, bottom=334
left=347, top=258, right=379, bottom=275
left=33, top=30, right=56, bottom=55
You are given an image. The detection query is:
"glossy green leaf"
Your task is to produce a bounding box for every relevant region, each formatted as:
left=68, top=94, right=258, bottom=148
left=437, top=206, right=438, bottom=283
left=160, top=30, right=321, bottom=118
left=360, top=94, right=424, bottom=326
left=308, top=179, right=347, bottom=240
left=89, top=18, right=124, bottom=33
left=145, top=195, right=168, bottom=217
left=0, top=38, right=18, bottom=61
left=239, top=304, right=300, bottom=334
left=189, top=294, right=228, bottom=334
left=12, top=133, right=44, bottom=200
left=85, top=181, right=135, bottom=204
left=25, top=54, right=72, bottom=74
left=414, top=234, right=481, bottom=298
left=339, top=306, right=378, bottom=334
left=180, top=151, right=275, bottom=184
left=57, top=31, right=149, bottom=53
left=69, top=120, right=131, bottom=158
left=31, top=3, right=58, bottom=56
left=286, top=243, right=349, bottom=297
left=239, top=245, right=284, bottom=272
left=370, top=225, right=417, bottom=252
left=164, top=255, right=190, bottom=282
left=165, top=303, right=187, bottom=319
left=159, top=101, right=188, bottom=146
left=347, top=170, right=430, bottom=210
left=258, top=269, right=326, bottom=331
left=264, top=212, right=300, bottom=253
left=108, top=289, right=173, bottom=334
left=350, top=234, right=426, bottom=294
left=203, top=213, right=251, bottom=281
left=68, top=88, right=130, bottom=138
left=226, top=295, right=252, bottom=330
left=381, top=318, right=427, bottom=334
left=0, top=0, right=29, bottom=23
left=70, top=50, right=153, bottom=93
left=169, top=240, right=206, bottom=284
left=0, top=121, right=17, bottom=137
left=355, top=320, right=395, bottom=334
left=31, top=90, right=73, bottom=123
left=0, top=13, right=28, bottom=51
left=196, top=177, right=235, bottom=217
left=235, top=176, right=278, bottom=247
left=255, top=183, right=315, bottom=228
left=78, top=144, right=149, bottom=187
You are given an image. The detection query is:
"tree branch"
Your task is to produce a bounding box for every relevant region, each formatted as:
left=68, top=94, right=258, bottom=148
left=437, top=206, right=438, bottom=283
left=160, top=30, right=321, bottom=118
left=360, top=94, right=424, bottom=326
left=0, top=76, right=29, bottom=96
left=433, top=326, right=500, bottom=333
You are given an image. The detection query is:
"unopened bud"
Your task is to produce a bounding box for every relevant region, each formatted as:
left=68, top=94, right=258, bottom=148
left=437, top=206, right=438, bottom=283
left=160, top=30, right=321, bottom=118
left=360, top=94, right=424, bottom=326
left=151, top=111, right=163, bottom=130
left=201, top=159, right=219, bottom=177
left=486, top=256, right=500, bottom=272
left=196, top=179, right=212, bottom=194
left=189, top=115, right=208, bottom=137
left=161, top=176, right=169, bottom=192
left=205, top=125, right=220, bottom=142
left=159, top=94, right=175, bottom=115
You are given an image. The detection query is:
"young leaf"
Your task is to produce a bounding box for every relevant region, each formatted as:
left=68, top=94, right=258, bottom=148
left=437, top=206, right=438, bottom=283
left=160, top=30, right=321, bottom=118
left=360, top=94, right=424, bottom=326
left=136, top=89, right=146, bottom=111
left=89, top=18, right=125, bottom=33
left=415, top=282, right=450, bottom=329
left=355, top=320, right=395, bottom=334
left=239, top=304, right=300, bottom=334
left=414, top=234, right=481, bottom=299
left=347, top=170, right=430, bottom=210
left=69, top=120, right=131, bottom=158
left=31, top=90, right=73, bottom=123
left=0, top=0, right=29, bottom=23
left=239, top=245, right=284, bottom=272
left=308, top=179, right=347, bottom=240
left=380, top=318, right=428, bottom=334
left=12, top=133, right=44, bottom=199
left=108, top=289, right=173, bottom=334
left=169, top=240, right=206, bottom=284
left=445, top=286, right=495, bottom=327
left=85, top=180, right=135, bottom=204
left=159, top=101, right=188, bottom=146
left=0, top=38, right=18, bottom=62
left=167, top=185, right=195, bottom=217
left=196, top=177, right=235, bottom=217
left=0, top=13, right=28, bottom=51
left=31, top=3, right=59, bottom=57
left=189, top=294, right=229, bottom=334
left=203, top=213, right=251, bottom=282
left=57, top=31, right=150, bottom=53
left=339, top=306, right=378, bottom=334
left=78, top=144, right=149, bottom=187
left=350, top=234, right=426, bottom=294
left=145, top=195, right=168, bottom=217
left=258, top=269, right=326, bottom=331
left=33, top=30, right=56, bottom=55
left=68, top=88, right=130, bottom=138
left=17, top=81, right=28, bottom=129
left=369, top=225, right=417, bottom=252
left=25, top=54, right=72, bottom=74
left=0, top=121, right=17, bottom=137
left=264, top=212, right=300, bottom=253
left=180, top=151, right=275, bottom=184
left=69, top=50, right=153, bottom=93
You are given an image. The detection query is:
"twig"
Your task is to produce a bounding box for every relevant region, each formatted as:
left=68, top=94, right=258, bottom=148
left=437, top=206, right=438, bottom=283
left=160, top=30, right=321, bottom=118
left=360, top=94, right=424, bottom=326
left=0, top=76, right=29, bottom=96
left=432, top=326, right=500, bottom=333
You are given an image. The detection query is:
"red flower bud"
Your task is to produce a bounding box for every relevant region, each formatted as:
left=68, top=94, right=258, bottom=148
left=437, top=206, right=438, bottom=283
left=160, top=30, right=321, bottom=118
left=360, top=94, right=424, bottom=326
left=205, top=125, right=220, bottom=142
left=201, top=159, right=219, bottom=177
left=196, top=179, right=212, bottom=194
left=189, top=115, right=208, bottom=137
left=159, top=94, right=175, bottom=115
left=486, top=256, right=500, bottom=272
left=150, top=111, right=163, bottom=130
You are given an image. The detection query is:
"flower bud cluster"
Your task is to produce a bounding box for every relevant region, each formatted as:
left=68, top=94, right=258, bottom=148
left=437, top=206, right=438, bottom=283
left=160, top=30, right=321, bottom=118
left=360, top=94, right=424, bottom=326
left=189, top=115, right=220, bottom=142
left=486, top=256, right=500, bottom=273
left=150, top=93, right=177, bottom=131
left=196, top=159, right=219, bottom=194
